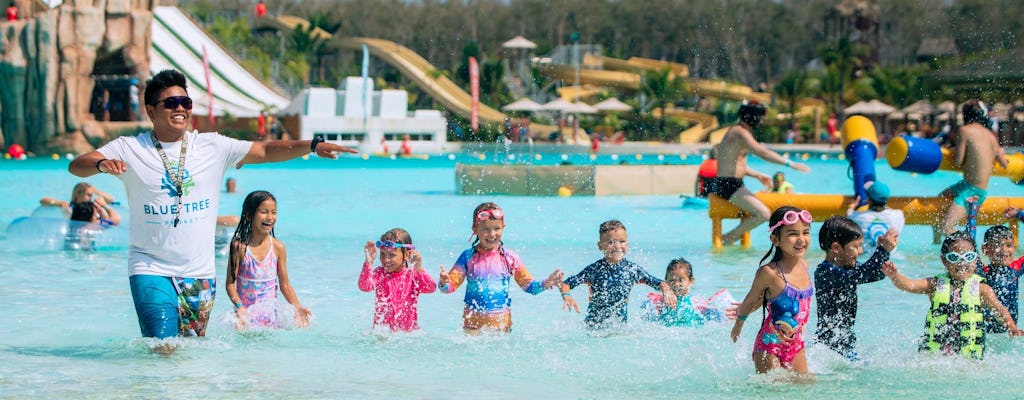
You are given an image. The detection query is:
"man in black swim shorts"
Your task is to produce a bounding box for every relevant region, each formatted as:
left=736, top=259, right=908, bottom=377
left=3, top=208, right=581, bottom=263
left=711, top=101, right=810, bottom=245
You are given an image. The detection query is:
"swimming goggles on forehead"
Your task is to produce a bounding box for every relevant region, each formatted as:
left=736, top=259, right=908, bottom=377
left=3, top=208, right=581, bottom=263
left=768, top=209, right=813, bottom=232
left=943, top=251, right=978, bottom=264
left=376, top=240, right=415, bottom=250
left=476, top=209, right=504, bottom=221
left=152, top=95, right=193, bottom=110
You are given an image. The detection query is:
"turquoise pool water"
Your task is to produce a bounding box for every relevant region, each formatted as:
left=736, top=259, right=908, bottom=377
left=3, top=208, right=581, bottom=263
left=1, top=154, right=1022, bottom=399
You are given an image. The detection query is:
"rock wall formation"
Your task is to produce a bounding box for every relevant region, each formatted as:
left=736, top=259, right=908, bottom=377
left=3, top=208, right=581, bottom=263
left=0, top=0, right=154, bottom=154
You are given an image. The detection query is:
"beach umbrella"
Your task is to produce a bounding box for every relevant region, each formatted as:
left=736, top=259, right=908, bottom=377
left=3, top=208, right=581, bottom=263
left=566, top=101, right=599, bottom=114
left=501, top=98, right=543, bottom=112
left=592, top=98, right=634, bottom=112
left=844, top=99, right=896, bottom=116
left=541, top=98, right=577, bottom=112
left=501, top=35, right=537, bottom=50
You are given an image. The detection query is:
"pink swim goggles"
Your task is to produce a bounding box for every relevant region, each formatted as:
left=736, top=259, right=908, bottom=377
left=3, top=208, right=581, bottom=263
left=476, top=209, right=504, bottom=221
left=768, top=209, right=813, bottom=232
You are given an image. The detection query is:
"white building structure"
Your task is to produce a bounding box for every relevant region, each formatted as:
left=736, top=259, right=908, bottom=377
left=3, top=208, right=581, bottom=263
left=282, top=77, right=447, bottom=153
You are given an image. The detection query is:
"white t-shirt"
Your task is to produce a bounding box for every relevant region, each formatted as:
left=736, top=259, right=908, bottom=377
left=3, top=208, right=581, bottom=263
left=849, top=208, right=905, bottom=254
left=98, top=130, right=251, bottom=278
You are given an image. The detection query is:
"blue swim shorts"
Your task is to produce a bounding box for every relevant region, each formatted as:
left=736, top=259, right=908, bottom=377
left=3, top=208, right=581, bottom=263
left=945, top=180, right=988, bottom=208
left=129, top=275, right=216, bottom=338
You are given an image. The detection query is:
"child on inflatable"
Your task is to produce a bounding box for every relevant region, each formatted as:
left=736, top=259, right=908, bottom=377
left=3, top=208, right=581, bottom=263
left=731, top=206, right=815, bottom=376
left=559, top=220, right=677, bottom=329
left=978, top=225, right=1024, bottom=333
left=358, top=228, right=436, bottom=332
left=640, top=258, right=736, bottom=327
left=225, top=191, right=312, bottom=330
left=438, top=202, right=564, bottom=334
left=846, top=181, right=903, bottom=255
left=814, top=216, right=898, bottom=361
left=882, top=231, right=1024, bottom=359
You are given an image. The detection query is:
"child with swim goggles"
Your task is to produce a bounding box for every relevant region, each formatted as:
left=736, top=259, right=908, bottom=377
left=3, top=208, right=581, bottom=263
left=438, top=202, right=564, bottom=334
left=640, top=258, right=737, bottom=327
left=882, top=231, right=1024, bottom=359
left=560, top=220, right=678, bottom=329
left=358, top=228, right=437, bottom=332
left=225, top=191, right=312, bottom=330
left=814, top=216, right=898, bottom=361
left=731, top=206, right=815, bottom=375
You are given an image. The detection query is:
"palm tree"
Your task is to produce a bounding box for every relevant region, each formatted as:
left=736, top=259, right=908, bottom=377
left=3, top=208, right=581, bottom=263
left=642, top=67, right=688, bottom=140
left=815, top=37, right=870, bottom=111
left=773, top=70, right=810, bottom=131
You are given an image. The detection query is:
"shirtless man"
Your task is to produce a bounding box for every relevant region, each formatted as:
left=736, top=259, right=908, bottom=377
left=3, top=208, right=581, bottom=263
left=708, top=101, right=810, bottom=245
left=935, top=99, right=1009, bottom=242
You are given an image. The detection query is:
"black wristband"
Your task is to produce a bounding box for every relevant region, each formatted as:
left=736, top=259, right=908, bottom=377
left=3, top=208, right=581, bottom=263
left=310, top=135, right=325, bottom=153
left=95, top=158, right=108, bottom=173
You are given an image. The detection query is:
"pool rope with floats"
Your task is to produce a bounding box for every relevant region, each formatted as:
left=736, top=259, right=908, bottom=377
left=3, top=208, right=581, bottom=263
left=709, top=115, right=1024, bottom=248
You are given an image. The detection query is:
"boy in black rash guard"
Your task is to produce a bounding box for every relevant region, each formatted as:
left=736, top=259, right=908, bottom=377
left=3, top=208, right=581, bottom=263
left=560, top=220, right=677, bottom=329
left=814, top=216, right=898, bottom=360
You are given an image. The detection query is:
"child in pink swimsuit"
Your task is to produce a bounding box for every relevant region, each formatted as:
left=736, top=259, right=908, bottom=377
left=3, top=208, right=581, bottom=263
left=225, top=191, right=312, bottom=330
left=731, top=206, right=815, bottom=376
left=358, top=228, right=436, bottom=332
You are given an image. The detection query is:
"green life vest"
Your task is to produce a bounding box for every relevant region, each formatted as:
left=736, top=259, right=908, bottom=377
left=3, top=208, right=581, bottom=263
left=920, top=273, right=985, bottom=359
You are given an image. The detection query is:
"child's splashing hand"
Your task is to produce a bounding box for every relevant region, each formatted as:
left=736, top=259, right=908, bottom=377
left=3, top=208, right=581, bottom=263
left=407, top=250, right=423, bottom=272
left=234, top=306, right=248, bottom=330
left=877, top=228, right=899, bottom=253
left=881, top=260, right=898, bottom=276
left=562, top=294, right=580, bottom=313
left=725, top=301, right=741, bottom=320
left=364, top=241, right=377, bottom=265
left=294, top=305, right=312, bottom=328
left=438, top=266, right=450, bottom=287
left=542, top=269, right=565, bottom=290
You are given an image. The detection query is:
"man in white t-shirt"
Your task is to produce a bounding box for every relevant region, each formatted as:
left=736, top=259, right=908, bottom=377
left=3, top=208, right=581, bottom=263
left=69, top=69, right=357, bottom=342
left=847, top=181, right=904, bottom=255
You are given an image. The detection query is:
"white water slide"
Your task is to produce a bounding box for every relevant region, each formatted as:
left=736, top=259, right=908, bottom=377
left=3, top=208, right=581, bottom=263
left=149, top=6, right=289, bottom=117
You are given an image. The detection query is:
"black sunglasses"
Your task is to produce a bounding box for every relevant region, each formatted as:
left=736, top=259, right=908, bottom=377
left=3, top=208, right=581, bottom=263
left=152, top=96, right=193, bottom=110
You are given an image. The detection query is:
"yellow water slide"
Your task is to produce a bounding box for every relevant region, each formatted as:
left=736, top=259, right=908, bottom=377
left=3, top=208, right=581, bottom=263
left=260, top=16, right=508, bottom=125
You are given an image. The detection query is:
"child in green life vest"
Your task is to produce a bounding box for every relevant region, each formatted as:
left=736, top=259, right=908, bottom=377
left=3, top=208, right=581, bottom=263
left=881, top=231, right=1024, bottom=359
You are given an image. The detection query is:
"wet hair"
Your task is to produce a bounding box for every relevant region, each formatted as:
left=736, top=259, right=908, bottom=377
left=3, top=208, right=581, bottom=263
left=470, top=202, right=514, bottom=272
left=599, top=220, right=627, bottom=236
left=229, top=191, right=277, bottom=277
left=666, top=258, right=693, bottom=280
left=69, top=201, right=95, bottom=222
left=818, top=216, right=863, bottom=250
left=144, top=69, right=188, bottom=106
left=984, top=225, right=1014, bottom=243
left=962, top=99, right=990, bottom=126
left=380, top=227, right=413, bottom=258
left=70, top=182, right=92, bottom=204
left=758, top=205, right=804, bottom=267
left=738, top=101, right=766, bottom=129
left=940, top=230, right=977, bottom=255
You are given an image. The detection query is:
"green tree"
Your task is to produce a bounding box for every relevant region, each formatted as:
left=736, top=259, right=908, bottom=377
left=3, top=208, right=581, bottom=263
left=641, top=67, right=688, bottom=140
left=773, top=70, right=810, bottom=131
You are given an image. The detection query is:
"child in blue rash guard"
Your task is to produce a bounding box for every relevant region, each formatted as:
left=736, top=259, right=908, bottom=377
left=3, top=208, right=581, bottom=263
left=978, top=225, right=1024, bottom=333
left=560, top=220, right=677, bottom=329
left=641, top=258, right=737, bottom=327
left=814, top=216, right=898, bottom=361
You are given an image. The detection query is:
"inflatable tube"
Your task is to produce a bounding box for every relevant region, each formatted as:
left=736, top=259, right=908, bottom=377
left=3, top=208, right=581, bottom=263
left=5, top=216, right=128, bottom=251
left=887, top=136, right=1024, bottom=184
left=885, top=135, right=943, bottom=173
left=840, top=115, right=878, bottom=205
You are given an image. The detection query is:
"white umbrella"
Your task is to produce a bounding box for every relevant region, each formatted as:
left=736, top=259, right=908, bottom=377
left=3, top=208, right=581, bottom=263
left=501, top=98, right=543, bottom=112
left=592, top=98, right=634, bottom=112
left=566, top=101, right=598, bottom=114
left=541, top=98, right=576, bottom=112
left=844, top=99, right=896, bottom=116
left=501, top=35, right=537, bottom=50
